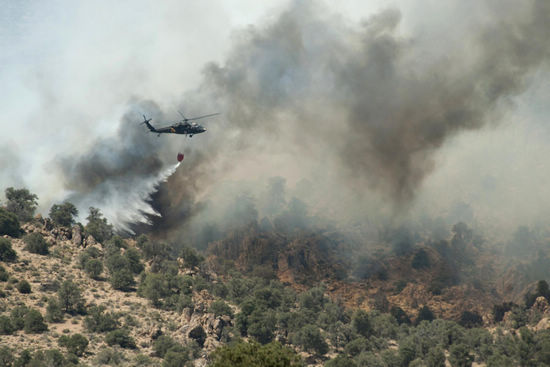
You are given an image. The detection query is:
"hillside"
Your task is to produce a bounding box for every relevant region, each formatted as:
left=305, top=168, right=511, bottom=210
left=1, top=211, right=550, bottom=366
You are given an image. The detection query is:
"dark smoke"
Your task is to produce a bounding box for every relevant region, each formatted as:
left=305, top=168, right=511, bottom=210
left=58, top=1, right=550, bottom=234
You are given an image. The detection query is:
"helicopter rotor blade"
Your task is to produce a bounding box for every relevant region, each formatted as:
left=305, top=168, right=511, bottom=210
left=186, top=113, right=220, bottom=121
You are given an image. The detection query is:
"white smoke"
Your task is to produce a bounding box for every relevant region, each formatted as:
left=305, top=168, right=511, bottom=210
left=70, top=162, right=180, bottom=233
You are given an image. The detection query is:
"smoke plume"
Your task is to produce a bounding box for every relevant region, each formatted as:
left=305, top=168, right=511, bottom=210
left=3, top=1, right=549, bottom=235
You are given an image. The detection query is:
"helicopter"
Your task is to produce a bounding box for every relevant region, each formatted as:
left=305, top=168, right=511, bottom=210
left=141, top=111, right=219, bottom=137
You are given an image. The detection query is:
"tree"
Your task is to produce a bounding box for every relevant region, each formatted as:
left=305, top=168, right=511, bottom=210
left=291, top=324, right=329, bottom=356
left=57, top=280, right=84, bottom=314
left=352, top=310, right=372, bottom=337
left=210, top=340, right=303, bottom=367
left=23, top=309, right=48, bottom=333
left=0, top=238, right=17, bottom=262
left=49, top=202, right=78, bottom=227
left=390, top=306, right=411, bottom=325
left=5, top=187, right=38, bottom=222
left=23, top=232, right=49, bottom=255
left=0, top=207, right=22, bottom=237
left=416, top=306, right=435, bottom=324
left=459, top=311, right=483, bottom=328
left=412, top=249, right=431, bottom=269
left=180, top=246, right=204, bottom=268
left=84, top=207, right=113, bottom=243
left=448, top=343, right=474, bottom=367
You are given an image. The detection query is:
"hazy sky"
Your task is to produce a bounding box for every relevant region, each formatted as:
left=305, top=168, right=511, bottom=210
left=1, top=0, right=549, bottom=234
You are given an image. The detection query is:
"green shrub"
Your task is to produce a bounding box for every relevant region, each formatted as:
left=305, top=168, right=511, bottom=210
left=23, top=232, right=49, bottom=255
left=209, top=300, right=233, bottom=317
left=10, top=305, right=29, bottom=330
left=291, top=324, right=328, bottom=356
left=5, top=187, right=38, bottom=222
left=84, top=258, right=103, bottom=279
left=188, top=325, right=207, bottom=348
left=124, top=247, right=144, bottom=274
left=23, top=309, right=48, bottom=333
left=352, top=310, right=372, bottom=338
left=105, top=329, right=136, bottom=349
left=0, top=265, right=10, bottom=281
left=163, top=345, right=191, bottom=367
left=49, top=202, right=78, bottom=227
left=84, top=306, right=119, bottom=332
left=57, top=279, right=85, bottom=314
left=210, top=340, right=303, bottom=367
left=0, top=346, right=14, bottom=367
left=411, top=248, right=431, bottom=269
left=180, top=247, right=204, bottom=268
left=459, top=311, right=483, bottom=328
left=416, top=306, right=435, bottom=324
left=0, top=315, right=14, bottom=335
left=84, top=207, right=113, bottom=243
left=109, top=268, right=135, bottom=291
left=58, top=333, right=89, bottom=356
left=17, top=279, right=31, bottom=293
left=0, top=237, right=17, bottom=262
left=0, top=207, right=22, bottom=237
left=153, top=335, right=178, bottom=358
left=46, top=297, right=64, bottom=323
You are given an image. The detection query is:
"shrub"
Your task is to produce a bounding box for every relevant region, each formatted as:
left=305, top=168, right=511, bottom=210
left=0, top=237, right=17, bottom=262
left=85, top=258, right=103, bottom=279
left=10, top=305, right=29, bottom=330
left=17, top=279, right=31, bottom=293
left=209, top=300, right=233, bottom=317
left=448, top=343, right=474, bottom=367
left=390, top=306, right=411, bottom=325
left=210, top=340, right=303, bottom=367
left=23, top=232, right=49, bottom=255
left=0, top=207, right=22, bottom=237
left=0, top=347, right=14, bottom=367
left=0, top=315, right=14, bottom=334
left=84, top=207, right=113, bottom=244
left=110, top=268, right=135, bottom=291
left=180, top=247, right=204, bottom=268
left=153, top=335, right=178, bottom=358
left=23, top=309, right=48, bottom=333
left=188, top=326, right=207, bottom=348
left=105, top=329, right=136, bottom=349
left=291, top=324, right=329, bottom=356
left=416, top=306, right=435, bottom=324
left=124, top=247, right=144, bottom=274
left=84, top=306, right=119, bottom=333
left=49, top=202, right=78, bottom=227
left=163, top=345, right=191, bottom=367
left=459, top=311, right=483, bottom=328
left=411, top=249, right=431, bottom=269
left=58, top=334, right=89, bottom=356
left=46, top=297, right=64, bottom=323
left=57, top=280, right=85, bottom=314
left=5, top=187, right=38, bottom=222
left=352, top=310, right=372, bottom=338
left=0, top=265, right=8, bottom=281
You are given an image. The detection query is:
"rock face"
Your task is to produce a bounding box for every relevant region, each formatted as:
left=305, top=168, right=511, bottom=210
left=72, top=225, right=83, bottom=246
left=531, top=296, right=550, bottom=314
